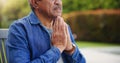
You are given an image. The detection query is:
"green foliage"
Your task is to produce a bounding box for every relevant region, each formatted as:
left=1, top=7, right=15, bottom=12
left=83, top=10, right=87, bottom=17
left=66, top=10, right=120, bottom=43
left=0, top=0, right=2, bottom=27
left=1, top=0, right=30, bottom=22
left=0, top=0, right=120, bottom=28
left=63, top=0, right=120, bottom=13
left=0, top=0, right=120, bottom=42
left=0, top=0, right=31, bottom=28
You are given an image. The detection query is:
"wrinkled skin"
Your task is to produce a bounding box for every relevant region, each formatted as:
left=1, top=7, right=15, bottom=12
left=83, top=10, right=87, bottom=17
left=52, top=16, right=73, bottom=54
left=30, top=0, right=62, bottom=18
left=30, top=0, right=74, bottom=54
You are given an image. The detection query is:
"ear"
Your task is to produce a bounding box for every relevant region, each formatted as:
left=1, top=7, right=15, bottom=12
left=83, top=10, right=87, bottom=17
left=29, top=0, right=39, bottom=8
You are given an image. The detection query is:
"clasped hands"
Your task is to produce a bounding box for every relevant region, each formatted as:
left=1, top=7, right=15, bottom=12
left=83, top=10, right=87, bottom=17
left=51, top=16, right=75, bottom=54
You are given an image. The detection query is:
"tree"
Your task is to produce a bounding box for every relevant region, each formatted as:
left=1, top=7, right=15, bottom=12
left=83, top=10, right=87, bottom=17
left=1, top=0, right=30, bottom=22
left=63, top=0, right=120, bottom=13
left=0, top=0, right=2, bottom=27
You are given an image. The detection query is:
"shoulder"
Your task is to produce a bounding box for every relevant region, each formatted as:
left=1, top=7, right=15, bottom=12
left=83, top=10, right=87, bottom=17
left=8, top=16, right=29, bottom=36
left=11, top=16, right=29, bottom=27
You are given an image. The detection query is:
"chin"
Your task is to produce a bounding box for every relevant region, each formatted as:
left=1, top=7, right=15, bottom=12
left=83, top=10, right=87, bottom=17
left=50, top=13, right=62, bottom=18
left=55, top=13, right=62, bottom=17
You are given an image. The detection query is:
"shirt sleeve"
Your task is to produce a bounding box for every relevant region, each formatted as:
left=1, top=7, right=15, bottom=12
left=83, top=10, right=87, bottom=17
left=6, top=22, right=61, bottom=63
left=62, top=25, right=86, bottom=63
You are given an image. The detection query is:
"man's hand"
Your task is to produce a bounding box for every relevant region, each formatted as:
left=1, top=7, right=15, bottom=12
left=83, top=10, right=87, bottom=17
left=51, top=16, right=67, bottom=53
left=64, top=24, right=75, bottom=54
left=52, top=16, right=75, bottom=54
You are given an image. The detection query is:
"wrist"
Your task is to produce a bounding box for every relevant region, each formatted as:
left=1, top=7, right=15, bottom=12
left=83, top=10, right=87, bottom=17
left=54, top=46, right=64, bottom=53
left=64, top=44, right=76, bottom=55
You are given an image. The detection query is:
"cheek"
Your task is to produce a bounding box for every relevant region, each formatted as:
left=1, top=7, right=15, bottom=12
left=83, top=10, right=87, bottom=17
left=43, top=2, right=51, bottom=12
left=38, top=4, right=46, bottom=11
left=48, top=4, right=54, bottom=15
left=48, top=3, right=53, bottom=11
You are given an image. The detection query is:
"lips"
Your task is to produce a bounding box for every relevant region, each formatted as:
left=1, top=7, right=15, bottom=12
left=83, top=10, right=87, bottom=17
left=54, top=6, right=62, bottom=12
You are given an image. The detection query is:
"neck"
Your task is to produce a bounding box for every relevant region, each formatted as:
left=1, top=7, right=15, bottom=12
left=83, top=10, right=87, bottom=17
left=34, top=10, right=53, bottom=29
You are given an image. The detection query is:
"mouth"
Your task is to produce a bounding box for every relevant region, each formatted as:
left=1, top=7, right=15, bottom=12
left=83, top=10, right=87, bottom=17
left=54, top=6, right=62, bottom=13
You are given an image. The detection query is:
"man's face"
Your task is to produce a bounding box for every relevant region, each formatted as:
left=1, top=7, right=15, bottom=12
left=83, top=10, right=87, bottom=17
left=36, top=0, right=62, bottom=18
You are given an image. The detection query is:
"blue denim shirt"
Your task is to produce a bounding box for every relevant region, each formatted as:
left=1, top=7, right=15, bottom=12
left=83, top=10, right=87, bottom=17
left=6, top=11, right=86, bottom=63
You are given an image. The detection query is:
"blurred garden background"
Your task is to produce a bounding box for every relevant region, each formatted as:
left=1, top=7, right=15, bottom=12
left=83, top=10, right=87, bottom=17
left=0, top=0, right=120, bottom=63
left=0, top=0, right=120, bottom=44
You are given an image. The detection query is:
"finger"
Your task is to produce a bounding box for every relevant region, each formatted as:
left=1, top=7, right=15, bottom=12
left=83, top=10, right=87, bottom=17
left=58, top=16, right=64, bottom=32
left=58, top=17, right=63, bottom=32
left=63, top=22, right=67, bottom=34
left=64, top=23, right=69, bottom=41
left=53, top=18, right=58, bottom=32
left=55, top=17, right=59, bottom=32
left=63, top=23, right=67, bottom=39
left=66, top=24, right=70, bottom=38
left=59, top=17, right=66, bottom=33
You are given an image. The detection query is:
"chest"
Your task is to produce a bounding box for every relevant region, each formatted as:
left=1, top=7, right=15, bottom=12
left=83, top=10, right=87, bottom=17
left=26, top=26, right=51, bottom=59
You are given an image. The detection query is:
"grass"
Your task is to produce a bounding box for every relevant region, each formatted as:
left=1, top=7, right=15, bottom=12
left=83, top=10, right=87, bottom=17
left=76, top=41, right=120, bottom=48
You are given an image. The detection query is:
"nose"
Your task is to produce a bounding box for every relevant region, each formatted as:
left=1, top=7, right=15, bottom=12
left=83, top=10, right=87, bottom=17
left=54, top=0, right=62, bottom=5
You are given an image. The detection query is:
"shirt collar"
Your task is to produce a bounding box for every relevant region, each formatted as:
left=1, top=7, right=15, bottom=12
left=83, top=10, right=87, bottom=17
left=28, top=11, right=42, bottom=25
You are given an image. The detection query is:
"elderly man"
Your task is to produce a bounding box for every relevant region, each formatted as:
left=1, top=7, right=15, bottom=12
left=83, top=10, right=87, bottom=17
left=6, top=0, right=86, bottom=63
